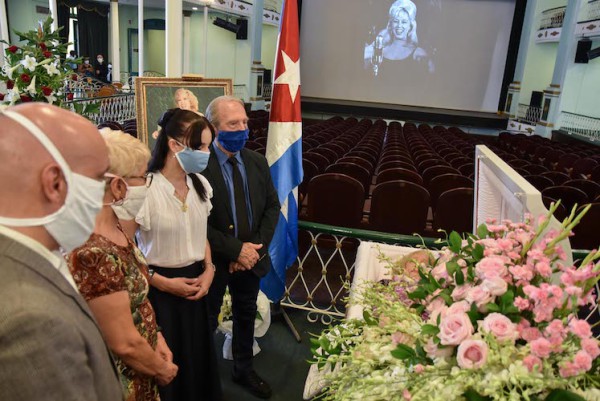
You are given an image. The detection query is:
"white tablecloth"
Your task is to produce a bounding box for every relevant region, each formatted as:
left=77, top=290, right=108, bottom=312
left=303, top=241, right=424, bottom=400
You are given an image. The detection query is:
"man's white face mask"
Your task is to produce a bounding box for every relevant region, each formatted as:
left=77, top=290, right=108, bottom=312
left=0, top=110, right=106, bottom=252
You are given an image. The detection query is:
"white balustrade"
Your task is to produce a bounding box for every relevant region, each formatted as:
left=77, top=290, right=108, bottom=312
left=517, top=103, right=542, bottom=125
left=558, top=111, right=600, bottom=141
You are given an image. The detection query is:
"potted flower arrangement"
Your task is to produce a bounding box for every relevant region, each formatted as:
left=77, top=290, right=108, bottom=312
left=309, top=204, right=600, bottom=401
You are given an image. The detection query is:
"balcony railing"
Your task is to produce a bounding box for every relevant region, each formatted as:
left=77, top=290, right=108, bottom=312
left=588, top=0, right=600, bottom=21
left=517, top=103, right=542, bottom=125
left=263, top=84, right=272, bottom=99
left=539, top=6, right=566, bottom=30
left=558, top=111, right=600, bottom=141
left=63, top=93, right=136, bottom=125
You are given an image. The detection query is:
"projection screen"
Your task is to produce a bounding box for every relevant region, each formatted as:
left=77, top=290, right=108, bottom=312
left=299, top=0, right=517, bottom=113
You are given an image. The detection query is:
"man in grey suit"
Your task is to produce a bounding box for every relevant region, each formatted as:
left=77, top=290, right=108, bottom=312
left=0, top=103, right=123, bottom=401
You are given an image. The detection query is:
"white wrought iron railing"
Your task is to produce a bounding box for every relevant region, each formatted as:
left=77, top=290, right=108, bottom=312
left=63, top=93, right=136, bottom=125
left=539, top=6, right=566, bottom=30
left=558, top=111, right=600, bottom=141
left=263, top=84, right=272, bottom=99
left=588, top=0, right=600, bottom=21
left=517, top=103, right=542, bottom=125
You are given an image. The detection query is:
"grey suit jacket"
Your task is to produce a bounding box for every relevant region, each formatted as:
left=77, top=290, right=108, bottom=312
left=0, top=233, right=123, bottom=401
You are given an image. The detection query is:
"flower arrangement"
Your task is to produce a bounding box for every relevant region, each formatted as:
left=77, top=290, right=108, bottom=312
left=1, top=17, right=75, bottom=106
left=310, top=204, right=600, bottom=401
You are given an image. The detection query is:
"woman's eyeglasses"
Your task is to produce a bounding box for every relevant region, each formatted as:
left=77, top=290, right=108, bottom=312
left=123, top=172, right=154, bottom=188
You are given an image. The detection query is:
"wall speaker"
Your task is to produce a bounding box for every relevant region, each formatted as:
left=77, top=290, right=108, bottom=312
left=588, top=46, right=600, bottom=61
left=575, top=39, right=592, bottom=64
left=213, top=17, right=240, bottom=34
left=236, top=19, right=248, bottom=40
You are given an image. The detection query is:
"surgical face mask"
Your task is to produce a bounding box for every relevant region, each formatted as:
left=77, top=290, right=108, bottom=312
left=108, top=176, right=148, bottom=221
left=0, top=110, right=106, bottom=253
left=174, top=140, right=210, bottom=174
left=97, top=58, right=103, bottom=63
left=84, top=60, right=90, bottom=65
left=217, top=129, right=249, bottom=153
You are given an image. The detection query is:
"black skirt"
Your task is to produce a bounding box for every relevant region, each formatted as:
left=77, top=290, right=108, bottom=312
left=148, top=262, right=223, bottom=401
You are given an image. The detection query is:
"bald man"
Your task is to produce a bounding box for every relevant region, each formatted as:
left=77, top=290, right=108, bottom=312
left=0, top=104, right=123, bottom=401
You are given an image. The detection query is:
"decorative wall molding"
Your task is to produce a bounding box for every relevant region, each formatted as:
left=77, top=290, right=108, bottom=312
left=575, top=19, right=600, bottom=38
left=535, top=27, right=562, bottom=43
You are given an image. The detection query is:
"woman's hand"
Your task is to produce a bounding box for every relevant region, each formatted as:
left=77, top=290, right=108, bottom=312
left=157, top=276, right=201, bottom=298
left=186, top=265, right=215, bottom=300
left=155, top=332, right=173, bottom=362
left=155, top=360, right=178, bottom=386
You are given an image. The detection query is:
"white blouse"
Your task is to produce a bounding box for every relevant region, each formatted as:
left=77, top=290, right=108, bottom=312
left=136, top=172, right=213, bottom=268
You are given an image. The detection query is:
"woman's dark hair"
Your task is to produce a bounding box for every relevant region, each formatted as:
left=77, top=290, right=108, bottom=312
left=148, top=108, right=215, bottom=201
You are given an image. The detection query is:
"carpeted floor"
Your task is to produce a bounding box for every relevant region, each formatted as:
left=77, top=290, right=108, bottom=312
left=214, top=307, right=329, bottom=401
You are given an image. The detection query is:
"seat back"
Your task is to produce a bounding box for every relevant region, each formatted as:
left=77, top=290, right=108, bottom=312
left=564, top=179, right=600, bottom=201
left=433, top=188, right=475, bottom=235
left=428, top=174, right=474, bottom=210
left=571, top=203, right=600, bottom=250
left=376, top=167, right=423, bottom=186
left=541, top=186, right=589, bottom=213
left=369, top=180, right=430, bottom=235
left=325, top=163, right=371, bottom=196
left=307, top=173, right=365, bottom=228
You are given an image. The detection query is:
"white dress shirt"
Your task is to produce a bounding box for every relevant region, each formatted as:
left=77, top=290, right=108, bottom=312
left=136, top=172, right=213, bottom=268
left=0, top=224, right=78, bottom=290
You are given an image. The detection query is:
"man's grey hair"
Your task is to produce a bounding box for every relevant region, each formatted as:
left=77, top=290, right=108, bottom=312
left=205, top=95, right=245, bottom=128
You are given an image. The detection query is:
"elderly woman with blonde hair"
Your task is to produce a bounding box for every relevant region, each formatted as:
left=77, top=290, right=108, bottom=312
left=68, top=129, right=178, bottom=401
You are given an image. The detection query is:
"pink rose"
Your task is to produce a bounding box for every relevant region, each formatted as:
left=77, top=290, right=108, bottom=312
left=451, top=284, right=472, bottom=301
left=414, top=364, right=424, bottom=373
left=482, top=277, right=508, bottom=296
left=480, top=313, right=518, bottom=342
left=445, top=300, right=471, bottom=316
left=523, top=355, right=543, bottom=372
left=475, top=256, right=508, bottom=280
left=530, top=338, right=552, bottom=358
left=403, top=389, right=412, bottom=400
left=466, top=286, right=494, bottom=310
left=573, top=350, right=593, bottom=371
left=456, top=339, right=488, bottom=369
left=426, top=298, right=447, bottom=323
left=438, top=313, right=474, bottom=346
left=581, top=338, right=600, bottom=359
left=431, top=262, right=449, bottom=282
left=569, top=319, right=592, bottom=339
left=424, top=338, right=454, bottom=359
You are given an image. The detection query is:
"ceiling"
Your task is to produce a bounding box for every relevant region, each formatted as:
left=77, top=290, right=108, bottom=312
left=90, top=0, right=281, bottom=12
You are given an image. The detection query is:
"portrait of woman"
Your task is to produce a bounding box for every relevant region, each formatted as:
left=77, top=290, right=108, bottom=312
left=364, top=0, right=434, bottom=77
left=152, top=89, right=202, bottom=140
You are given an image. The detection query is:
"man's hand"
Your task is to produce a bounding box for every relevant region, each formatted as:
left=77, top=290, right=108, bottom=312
left=237, top=242, right=263, bottom=269
left=229, top=261, right=250, bottom=273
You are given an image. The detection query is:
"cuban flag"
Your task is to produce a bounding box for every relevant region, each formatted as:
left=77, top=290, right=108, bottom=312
left=261, top=0, right=303, bottom=302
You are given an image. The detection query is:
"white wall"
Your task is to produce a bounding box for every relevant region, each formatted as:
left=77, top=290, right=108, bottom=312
left=519, top=0, right=566, bottom=105
left=6, top=0, right=51, bottom=43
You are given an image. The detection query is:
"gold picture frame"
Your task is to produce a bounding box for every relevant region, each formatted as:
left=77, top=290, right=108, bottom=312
left=135, top=76, right=233, bottom=149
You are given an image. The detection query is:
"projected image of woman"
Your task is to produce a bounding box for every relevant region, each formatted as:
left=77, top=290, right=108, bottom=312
left=364, top=0, right=434, bottom=77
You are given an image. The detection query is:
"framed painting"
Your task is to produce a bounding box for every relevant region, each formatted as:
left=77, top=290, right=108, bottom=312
left=135, top=76, right=233, bottom=149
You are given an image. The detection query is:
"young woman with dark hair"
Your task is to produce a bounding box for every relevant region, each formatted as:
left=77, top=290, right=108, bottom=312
left=136, top=108, right=222, bottom=401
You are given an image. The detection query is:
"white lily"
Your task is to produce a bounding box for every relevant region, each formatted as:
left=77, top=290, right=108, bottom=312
left=8, top=87, right=21, bottom=105
left=26, top=75, right=37, bottom=95
left=42, top=63, right=60, bottom=76
left=4, top=64, right=21, bottom=80
left=21, top=55, right=38, bottom=72
left=44, top=95, right=57, bottom=104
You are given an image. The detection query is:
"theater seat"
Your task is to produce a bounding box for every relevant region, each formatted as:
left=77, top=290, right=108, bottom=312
left=433, top=188, right=474, bottom=235
left=307, top=173, right=365, bottom=229
left=571, top=203, right=600, bottom=250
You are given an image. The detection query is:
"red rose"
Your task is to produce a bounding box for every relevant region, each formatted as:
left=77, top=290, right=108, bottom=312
left=20, top=73, right=31, bottom=83
left=41, top=86, right=53, bottom=96
left=71, top=74, right=78, bottom=81
left=6, top=80, right=14, bottom=89
left=39, top=42, right=47, bottom=51
left=20, top=95, right=32, bottom=102
left=43, top=51, right=52, bottom=58
left=7, top=45, right=18, bottom=54
left=67, top=93, right=74, bottom=100
left=0, top=93, right=5, bottom=101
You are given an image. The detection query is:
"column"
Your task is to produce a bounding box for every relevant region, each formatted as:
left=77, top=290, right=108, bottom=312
left=165, top=0, right=183, bottom=77
left=110, top=0, right=121, bottom=83
left=48, top=0, right=58, bottom=31
left=203, top=5, right=209, bottom=75
left=138, top=0, right=144, bottom=76
left=183, top=10, right=192, bottom=74
left=536, top=0, right=583, bottom=137
left=249, top=0, right=265, bottom=110
left=0, top=0, right=9, bottom=66
left=505, top=0, right=537, bottom=118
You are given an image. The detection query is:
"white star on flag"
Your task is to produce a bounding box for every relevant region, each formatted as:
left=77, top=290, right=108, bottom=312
left=273, top=50, right=300, bottom=104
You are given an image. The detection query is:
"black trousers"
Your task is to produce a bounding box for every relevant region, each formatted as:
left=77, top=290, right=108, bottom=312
left=207, top=266, right=260, bottom=375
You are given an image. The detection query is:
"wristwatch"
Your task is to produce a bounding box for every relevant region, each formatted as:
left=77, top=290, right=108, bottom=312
left=148, top=268, right=155, bottom=280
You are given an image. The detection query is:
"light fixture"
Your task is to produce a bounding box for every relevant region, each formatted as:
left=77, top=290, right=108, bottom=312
left=192, top=7, right=198, bottom=10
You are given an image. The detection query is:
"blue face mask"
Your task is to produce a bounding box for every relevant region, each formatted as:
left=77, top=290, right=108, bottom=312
left=174, top=141, right=211, bottom=174
left=217, top=129, right=249, bottom=153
